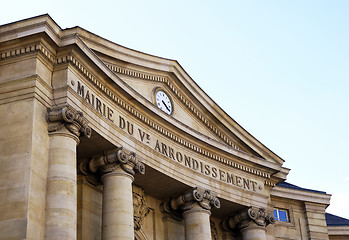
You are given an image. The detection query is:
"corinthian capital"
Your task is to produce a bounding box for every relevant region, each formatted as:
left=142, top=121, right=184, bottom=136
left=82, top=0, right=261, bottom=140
left=47, top=106, right=92, bottom=138
left=80, top=147, right=145, bottom=178
left=160, top=187, right=220, bottom=220
left=221, top=207, right=275, bottom=233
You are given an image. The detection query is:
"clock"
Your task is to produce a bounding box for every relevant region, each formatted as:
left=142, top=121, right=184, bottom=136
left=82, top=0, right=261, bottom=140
left=155, top=89, right=173, bottom=115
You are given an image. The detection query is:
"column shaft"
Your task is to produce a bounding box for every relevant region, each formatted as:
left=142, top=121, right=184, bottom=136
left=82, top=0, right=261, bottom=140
left=45, top=129, right=79, bottom=240
left=183, top=205, right=212, bottom=240
left=101, top=168, right=135, bottom=240
left=240, top=224, right=267, bottom=240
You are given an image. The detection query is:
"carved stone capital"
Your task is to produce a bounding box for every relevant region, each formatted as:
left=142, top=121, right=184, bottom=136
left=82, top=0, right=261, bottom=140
left=79, top=147, right=145, bottom=183
left=221, top=207, right=275, bottom=233
left=47, top=106, right=92, bottom=139
left=160, top=187, right=220, bottom=220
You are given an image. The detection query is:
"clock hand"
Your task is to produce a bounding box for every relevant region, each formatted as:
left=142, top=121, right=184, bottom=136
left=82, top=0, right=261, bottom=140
left=162, top=100, right=170, bottom=112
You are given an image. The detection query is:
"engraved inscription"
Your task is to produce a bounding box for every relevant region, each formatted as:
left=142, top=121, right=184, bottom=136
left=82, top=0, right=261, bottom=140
left=72, top=80, right=264, bottom=193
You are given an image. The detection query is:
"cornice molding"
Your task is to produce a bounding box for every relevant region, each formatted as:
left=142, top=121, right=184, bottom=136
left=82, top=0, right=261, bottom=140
left=264, top=180, right=276, bottom=187
left=0, top=42, right=55, bottom=63
left=327, top=226, right=349, bottom=236
left=105, top=62, right=241, bottom=151
left=57, top=53, right=272, bottom=179
left=270, top=186, right=331, bottom=205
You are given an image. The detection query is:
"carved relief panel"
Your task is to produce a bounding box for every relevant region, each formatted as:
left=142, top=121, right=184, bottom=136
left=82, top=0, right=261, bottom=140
left=133, top=185, right=150, bottom=231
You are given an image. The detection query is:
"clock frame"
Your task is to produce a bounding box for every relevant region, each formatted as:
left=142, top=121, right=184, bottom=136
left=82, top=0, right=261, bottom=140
left=153, top=88, right=173, bottom=115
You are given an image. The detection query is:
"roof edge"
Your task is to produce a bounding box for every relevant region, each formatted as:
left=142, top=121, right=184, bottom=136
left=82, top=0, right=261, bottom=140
left=326, top=213, right=349, bottom=226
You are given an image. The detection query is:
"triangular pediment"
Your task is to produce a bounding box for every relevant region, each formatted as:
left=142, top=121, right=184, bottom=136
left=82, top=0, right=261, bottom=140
left=0, top=14, right=284, bottom=167
left=84, top=49, right=276, bottom=162
left=66, top=28, right=284, bottom=165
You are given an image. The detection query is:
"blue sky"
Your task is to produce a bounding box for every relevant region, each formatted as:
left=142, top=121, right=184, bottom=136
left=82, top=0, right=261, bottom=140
left=1, top=0, right=348, bottom=218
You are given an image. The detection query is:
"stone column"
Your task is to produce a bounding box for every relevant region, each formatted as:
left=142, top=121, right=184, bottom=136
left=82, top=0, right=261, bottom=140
left=221, top=207, right=275, bottom=240
left=183, top=204, right=211, bottom=240
left=45, top=106, right=91, bottom=240
left=161, top=187, right=221, bottom=240
left=85, top=148, right=145, bottom=240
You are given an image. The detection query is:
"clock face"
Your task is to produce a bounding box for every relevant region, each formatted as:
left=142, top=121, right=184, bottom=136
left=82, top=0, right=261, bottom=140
left=155, top=90, right=172, bottom=115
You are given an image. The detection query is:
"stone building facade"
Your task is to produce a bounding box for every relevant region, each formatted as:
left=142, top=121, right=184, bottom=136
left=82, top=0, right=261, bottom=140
left=0, top=14, right=348, bottom=240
